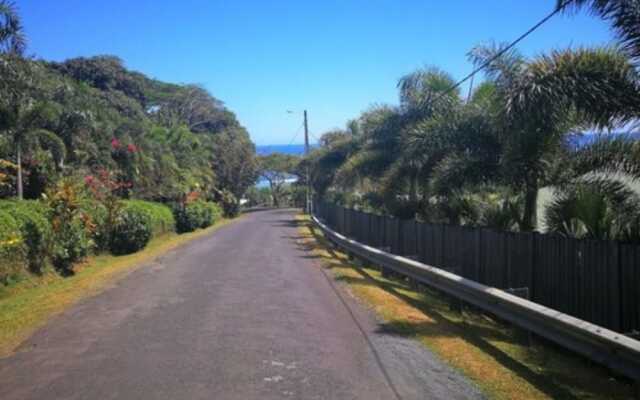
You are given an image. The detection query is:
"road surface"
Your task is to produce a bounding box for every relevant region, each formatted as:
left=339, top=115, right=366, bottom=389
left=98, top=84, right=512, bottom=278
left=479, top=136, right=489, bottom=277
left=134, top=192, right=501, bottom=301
left=0, top=209, right=483, bottom=400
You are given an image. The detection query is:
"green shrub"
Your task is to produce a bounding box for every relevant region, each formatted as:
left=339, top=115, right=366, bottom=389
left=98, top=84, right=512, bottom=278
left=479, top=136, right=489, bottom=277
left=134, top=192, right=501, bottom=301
left=46, top=180, right=92, bottom=275
left=0, top=200, right=52, bottom=274
left=109, top=207, right=152, bottom=255
left=51, top=218, right=91, bottom=275
left=0, top=210, right=23, bottom=284
left=79, top=199, right=110, bottom=251
left=173, top=201, right=207, bottom=233
left=122, top=200, right=174, bottom=235
left=206, top=201, right=223, bottom=225
left=219, top=190, right=239, bottom=217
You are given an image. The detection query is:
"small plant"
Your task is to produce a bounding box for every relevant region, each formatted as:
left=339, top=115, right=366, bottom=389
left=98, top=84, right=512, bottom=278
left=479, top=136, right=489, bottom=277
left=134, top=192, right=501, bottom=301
left=84, top=169, right=130, bottom=251
left=45, top=180, right=91, bottom=275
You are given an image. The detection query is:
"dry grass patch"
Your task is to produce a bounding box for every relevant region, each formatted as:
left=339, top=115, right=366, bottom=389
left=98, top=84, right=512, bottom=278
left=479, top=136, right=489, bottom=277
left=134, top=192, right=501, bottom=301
left=0, top=217, right=239, bottom=358
left=296, top=214, right=635, bottom=400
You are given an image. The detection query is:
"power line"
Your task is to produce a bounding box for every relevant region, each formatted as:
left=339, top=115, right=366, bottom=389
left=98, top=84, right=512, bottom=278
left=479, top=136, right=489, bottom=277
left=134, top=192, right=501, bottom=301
left=309, top=130, right=321, bottom=144
left=286, top=122, right=305, bottom=146
left=428, top=0, right=574, bottom=107
left=309, top=2, right=574, bottom=185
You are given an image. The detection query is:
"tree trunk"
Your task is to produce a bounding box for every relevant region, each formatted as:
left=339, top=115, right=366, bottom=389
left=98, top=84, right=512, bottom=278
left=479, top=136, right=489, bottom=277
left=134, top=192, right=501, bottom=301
left=269, top=181, right=280, bottom=208
left=521, top=185, right=538, bottom=231
left=16, top=141, right=23, bottom=200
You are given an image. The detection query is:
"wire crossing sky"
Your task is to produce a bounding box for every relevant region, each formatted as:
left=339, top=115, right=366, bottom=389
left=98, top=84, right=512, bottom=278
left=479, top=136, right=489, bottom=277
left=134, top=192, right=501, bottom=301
left=20, top=0, right=614, bottom=145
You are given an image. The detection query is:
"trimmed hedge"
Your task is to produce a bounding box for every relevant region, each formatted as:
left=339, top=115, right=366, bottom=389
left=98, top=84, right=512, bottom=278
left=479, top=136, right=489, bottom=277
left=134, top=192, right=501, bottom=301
left=0, top=209, right=23, bottom=283
left=0, top=200, right=51, bottom=274
left=0, top=197, right=210, bottom=282
left=173, top=201, right=221, bottom=233
left=122, top=200, right=175, bottom=235
left=109, top=207, right=152, bottom=255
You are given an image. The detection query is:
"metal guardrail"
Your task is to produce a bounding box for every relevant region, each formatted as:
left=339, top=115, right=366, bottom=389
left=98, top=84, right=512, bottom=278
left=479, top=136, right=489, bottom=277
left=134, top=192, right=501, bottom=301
left=312, top=214, right=640, bottom=383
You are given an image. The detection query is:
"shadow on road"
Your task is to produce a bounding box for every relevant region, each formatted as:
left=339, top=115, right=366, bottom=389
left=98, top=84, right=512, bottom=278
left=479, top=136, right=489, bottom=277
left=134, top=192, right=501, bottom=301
left=287, top=216, right=595, bottom=400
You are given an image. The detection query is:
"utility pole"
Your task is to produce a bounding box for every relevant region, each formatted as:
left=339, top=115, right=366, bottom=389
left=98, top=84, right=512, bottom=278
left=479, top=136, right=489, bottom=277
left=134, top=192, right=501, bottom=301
left=303, top=110, right=311, bottom=213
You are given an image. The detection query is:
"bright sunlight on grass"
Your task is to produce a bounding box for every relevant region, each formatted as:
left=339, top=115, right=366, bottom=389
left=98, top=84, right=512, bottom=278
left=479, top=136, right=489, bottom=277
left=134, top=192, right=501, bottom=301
left=0, top=217, right=239, bottom=358
left=296, top=214, right=636, bottom=400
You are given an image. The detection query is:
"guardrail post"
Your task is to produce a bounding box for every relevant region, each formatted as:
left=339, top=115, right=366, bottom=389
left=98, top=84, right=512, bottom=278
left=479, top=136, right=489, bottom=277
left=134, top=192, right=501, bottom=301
left=507, top=287, right=532, bottom=347
left=379, top=246, right=392, bottom=277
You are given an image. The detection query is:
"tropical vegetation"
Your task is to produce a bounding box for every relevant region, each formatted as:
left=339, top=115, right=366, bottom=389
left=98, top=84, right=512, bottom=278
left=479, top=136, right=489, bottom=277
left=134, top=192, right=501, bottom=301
left=0, top=1, right=256, bottom=283
left=305, top=2, right=640, bottom=242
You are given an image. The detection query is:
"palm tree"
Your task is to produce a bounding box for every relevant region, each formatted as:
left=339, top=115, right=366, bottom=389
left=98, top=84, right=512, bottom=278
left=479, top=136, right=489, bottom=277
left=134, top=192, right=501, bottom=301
left=560, top=0, right=640, bottom=63
left=545, top=177, right=640, bottom=241
left=0, top=0, right=26, bottom=55
left=467, top=43, right=640, bottom=230
left=0, top=1, right=65, bottom=199
left=7, top=102, right=66, bottom=199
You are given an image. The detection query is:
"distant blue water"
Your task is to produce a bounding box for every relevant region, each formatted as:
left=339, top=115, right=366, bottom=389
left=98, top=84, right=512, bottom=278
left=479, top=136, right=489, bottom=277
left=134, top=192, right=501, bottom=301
left=256, top=133, right=639, bottom=156
left=256, top=144, right=316, bottom=156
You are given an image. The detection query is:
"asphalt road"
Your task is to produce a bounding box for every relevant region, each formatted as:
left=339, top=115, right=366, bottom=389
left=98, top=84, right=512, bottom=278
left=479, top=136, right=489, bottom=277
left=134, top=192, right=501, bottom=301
left=0, top=209, right=483, bottom=400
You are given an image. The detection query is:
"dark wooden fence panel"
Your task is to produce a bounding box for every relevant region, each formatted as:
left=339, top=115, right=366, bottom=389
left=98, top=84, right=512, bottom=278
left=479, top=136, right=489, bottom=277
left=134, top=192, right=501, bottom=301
left=313, top=201, right=640, bottom=334
left=620, top=244, right=640, bottom=334
left=401, top=220, right=418, bottom=257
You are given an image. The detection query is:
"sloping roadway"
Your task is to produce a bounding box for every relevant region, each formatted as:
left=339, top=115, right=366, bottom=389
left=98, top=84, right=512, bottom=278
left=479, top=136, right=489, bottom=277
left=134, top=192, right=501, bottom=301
left=0, top=209, right=482, bottom=400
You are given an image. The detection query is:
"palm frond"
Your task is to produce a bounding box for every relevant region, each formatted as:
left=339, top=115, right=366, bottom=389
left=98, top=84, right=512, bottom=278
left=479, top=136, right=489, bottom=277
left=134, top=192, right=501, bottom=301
left=568, top=134, right=640, bottom=180
left=506, top=47, right=640, bottom=128
left=545, top=176, right=640, bottom=241
left=562, top=0, right=640, bottom=63
left=0, top=1, right=26, bottom=55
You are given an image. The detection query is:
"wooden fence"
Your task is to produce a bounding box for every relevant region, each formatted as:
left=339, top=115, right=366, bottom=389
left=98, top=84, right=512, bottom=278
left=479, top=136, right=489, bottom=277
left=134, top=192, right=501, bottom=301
left=314, top=201, right=640, bottom=334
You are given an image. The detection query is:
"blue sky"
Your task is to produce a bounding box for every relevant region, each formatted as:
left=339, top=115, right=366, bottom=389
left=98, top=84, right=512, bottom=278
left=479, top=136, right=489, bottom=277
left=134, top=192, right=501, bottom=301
left=20, top=1, right=614, bottom=145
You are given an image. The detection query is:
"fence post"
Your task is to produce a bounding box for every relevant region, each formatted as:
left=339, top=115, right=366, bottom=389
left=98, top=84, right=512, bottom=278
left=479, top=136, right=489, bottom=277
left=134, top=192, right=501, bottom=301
left=530, top=232, right=537, bottom=304
left=611, top=241, right=621, bottom=332
left=475, top=228, right=482, bottom=282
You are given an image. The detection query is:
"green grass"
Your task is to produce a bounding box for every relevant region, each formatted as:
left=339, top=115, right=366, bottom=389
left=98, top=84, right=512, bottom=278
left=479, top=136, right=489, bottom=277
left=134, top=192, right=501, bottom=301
left=296, top=214, right=636, bottom=400
left=0, top=217, right=239, bottom=358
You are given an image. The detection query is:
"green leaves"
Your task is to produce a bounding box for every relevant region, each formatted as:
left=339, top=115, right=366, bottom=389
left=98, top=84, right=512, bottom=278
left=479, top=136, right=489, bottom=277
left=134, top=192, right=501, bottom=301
left=545, top=177, right=640, bottom=241
left=562, top=0, right=640, bottom=63
left=0, top=0, right=26, bottom=55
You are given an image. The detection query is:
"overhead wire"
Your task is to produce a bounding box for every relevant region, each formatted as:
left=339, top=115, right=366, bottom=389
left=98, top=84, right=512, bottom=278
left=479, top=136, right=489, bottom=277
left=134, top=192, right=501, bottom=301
left=427, top=0, right=574, bottom=108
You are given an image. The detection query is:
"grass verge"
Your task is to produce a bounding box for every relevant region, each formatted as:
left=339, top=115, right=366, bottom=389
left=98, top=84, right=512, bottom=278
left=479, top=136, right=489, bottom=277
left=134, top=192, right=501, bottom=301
left=296, top=214, right=635, bottom=400
left=0, top=217, right=239, bottom=358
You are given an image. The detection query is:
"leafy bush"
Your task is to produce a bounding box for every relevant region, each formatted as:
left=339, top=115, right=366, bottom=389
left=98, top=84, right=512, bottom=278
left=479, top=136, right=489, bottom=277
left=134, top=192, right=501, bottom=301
left=83, top=169, right=125, bottom=252
left=109, top=207, right=152, bottom=255
left=46, top=180, right=91, bottom=275
left=0, top=200, right=52, bottom=274
left=173, top=200, right=218, bottom=233
left=122, top=200, right=174, bottom=235
left=205, top=202, right=223, bottom=226
left=79, top=199, right=110, bottom=251
left=0, top=210, right=23, bottom=284
left=218, top=190, right=240, bottom=217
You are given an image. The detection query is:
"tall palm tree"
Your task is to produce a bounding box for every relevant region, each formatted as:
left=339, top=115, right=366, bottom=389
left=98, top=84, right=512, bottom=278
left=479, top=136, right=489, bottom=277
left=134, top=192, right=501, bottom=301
left=468, top=43, right=640, bottom=230
left=0, top=0, right=26, bottom=55
left=0, top=1, right=63, bottom=199
left=6, top=102, right=66, bottom=199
